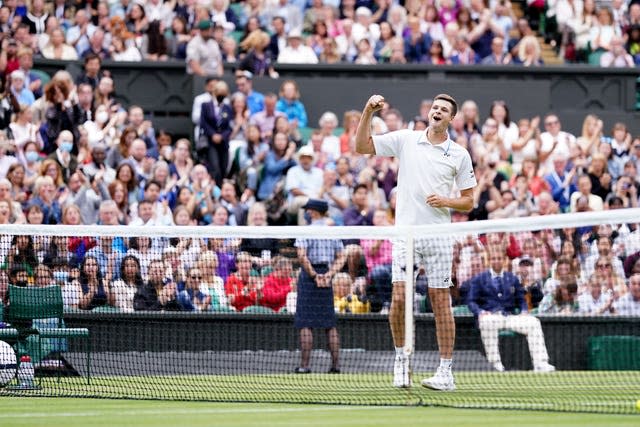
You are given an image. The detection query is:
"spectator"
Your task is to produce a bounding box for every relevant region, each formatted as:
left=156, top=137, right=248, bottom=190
left=514, top=35, right=543, bottom=66
left=186, top=20, right=224, bottom=76
left=343, top=183, right=374, bottom=226
left=538, top=281, right=579, bottom=314
left=81, top=28, right=110, bottom=60
left=42, top=79, right=82, bottom=153
left=539, top=113, right=576, bottom=175
left=570, top=174, right=604, bottom=212
left=613, top=273, right=640, bottom=315
left=360, top=208, right=393, bottom=312
left=277, top=29, right=318, bottom=64
left=41, top=27, right=78, bottom=60
left=577, top=274, right=615, bottom=315
left=238, top=29, right=278, bottom=78
left=261, top=256, right=294, bottom=312
left=195, top=250, right=230, bottom=311
left=468, top=245, right=556, bottom=372
left=133, top=259, right=179, bottom=311
left=110, top=254, right=144, bottom=312
left=285, top=145, right=323, bottom=225
left=333, top=272, right=370, bottom=313
left=600, top=35, right=634, bottom=67
left=276, top=79, right=308, bottom=129
left=66, top=9, right=97, bottom=56
left=449, top=34, right=477, bottom=64
left=177, top=265, right=211, bottom=311
left=225, top=251, right=262, bottom=311
left=544, top=152, right=577, bottom=212
left=28, top=175, right=61, bottom=224
left=249, top=92, right=285, bottom=141
left=403, top=15, right=431, bottom=63
left=165, top=16, right=191, bottom=60
left=268, top=15, right=287, bottom=62
left=9, top=70, right=34, bottom=106
left=234, top=70, right=264, bottom=116
left=78, top=255, right=115, bottom=311
left=47, top=130, right=77, bottom=184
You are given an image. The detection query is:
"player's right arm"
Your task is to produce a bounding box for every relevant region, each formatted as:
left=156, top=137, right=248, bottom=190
left=355, top=94, right=385, bottom=155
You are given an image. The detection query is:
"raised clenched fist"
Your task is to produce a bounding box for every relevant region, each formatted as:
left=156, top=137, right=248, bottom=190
left=367, top=94, right=385, bottom=113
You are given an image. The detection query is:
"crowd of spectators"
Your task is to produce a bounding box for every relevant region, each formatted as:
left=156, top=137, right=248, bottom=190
left=0, top=1, right=638, bottom=316
left=0, top=0, right=637, bottom=69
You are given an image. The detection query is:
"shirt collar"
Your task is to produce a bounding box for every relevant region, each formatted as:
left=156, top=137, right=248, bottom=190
left=417, top=128, right=452, bottom=149
left=490, top=269, right=503, bottom=279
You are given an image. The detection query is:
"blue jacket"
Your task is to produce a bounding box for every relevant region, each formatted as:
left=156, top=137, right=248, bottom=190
left=544, top=171, right=576, bottom=212
left=467, top=270, right=527, bottom=318
left=200, top=101, right=233, bottom=146
left=275, top=98, right=307, bottom=128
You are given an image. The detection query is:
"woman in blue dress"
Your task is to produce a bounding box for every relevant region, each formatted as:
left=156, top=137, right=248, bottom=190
left=294, top=199, right=346, bottom=373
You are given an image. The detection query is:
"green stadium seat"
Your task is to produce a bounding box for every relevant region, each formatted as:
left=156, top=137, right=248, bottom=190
left=5, top=285, right=91, bottom=384
left=588, top=335, right=640, bottom=370
left=298, top=126, right=315, bottom=144
left=30, top=68, right=51, bottom=86
left=452, top=305, right=472, bottom=316
left=243, top=305, right=276, bottom=314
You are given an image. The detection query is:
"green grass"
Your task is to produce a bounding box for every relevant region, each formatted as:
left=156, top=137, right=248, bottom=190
left=0, top=398, right=638, bottom=427
left=2, top=371, right=639, bottom=415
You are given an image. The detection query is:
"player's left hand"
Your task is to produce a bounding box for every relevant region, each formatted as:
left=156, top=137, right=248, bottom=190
left=426, top=194, right=447, bottom=208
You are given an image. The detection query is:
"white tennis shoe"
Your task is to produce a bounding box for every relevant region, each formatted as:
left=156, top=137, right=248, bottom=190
left=393, top=354, right=412, bottom=388
left=421, top=367, right=456, bottom=391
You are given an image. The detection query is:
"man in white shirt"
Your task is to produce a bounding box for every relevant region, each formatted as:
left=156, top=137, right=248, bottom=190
left=285, top=145, right=323, bottom=225
left=613, top=273, right=640, bottom=315
left=356, top=93, right=477, bottom=391
left=569, top=174, right=604, bottom=212
left=277, top=29, right=318, bottom=64
left=539, top=114, right=576, bottom=175
left=65, top=9, right=96, bottom=55
left=578, top=276, right=614, bottom=315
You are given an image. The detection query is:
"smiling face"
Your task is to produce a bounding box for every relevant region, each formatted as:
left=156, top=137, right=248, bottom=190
left=428, top=99, right=455, bottom=131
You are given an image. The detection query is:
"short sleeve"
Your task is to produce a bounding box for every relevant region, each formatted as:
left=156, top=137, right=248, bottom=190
left=373, top=129, right=412, bottom=157
left=455, top=150, right=477, bottom=190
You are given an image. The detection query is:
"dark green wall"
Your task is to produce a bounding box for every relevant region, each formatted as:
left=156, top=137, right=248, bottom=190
left=65, top=312, right=640, bottom=371
left=35, top=59, right=640, bottom=139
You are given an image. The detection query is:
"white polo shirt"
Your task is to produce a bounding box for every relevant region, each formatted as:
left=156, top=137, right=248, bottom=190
left=373, top=129, right=476, bottom=226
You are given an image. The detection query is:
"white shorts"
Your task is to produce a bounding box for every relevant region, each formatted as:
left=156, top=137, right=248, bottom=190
left=391, top=237, right=454, bottom=288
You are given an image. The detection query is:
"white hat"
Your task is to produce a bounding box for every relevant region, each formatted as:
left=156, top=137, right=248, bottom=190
left=10, top=69, right=25, bottom=81
left=355, top=7, right=372, bottom=17
left=296, top=145, right=316, bottom=162
left=287, top=29, right=303, bottom=39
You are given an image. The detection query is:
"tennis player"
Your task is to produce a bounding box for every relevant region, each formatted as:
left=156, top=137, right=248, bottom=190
left=355, top=93, right=477, bottom=391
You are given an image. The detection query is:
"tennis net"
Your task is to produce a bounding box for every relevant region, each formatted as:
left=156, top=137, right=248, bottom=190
left=0, top=209, right=639, bottom=413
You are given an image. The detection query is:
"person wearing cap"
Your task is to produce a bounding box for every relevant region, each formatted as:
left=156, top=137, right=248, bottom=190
left=356, top=93, right=476, bottom=390
left=468, top=245, right=556, bottom=373
left=293, top=198, right=346, bottom=373
left=276, top=28, right=318, bottom=64
left=9, top=69, right=35, bottom=106
left=186, top=19, right=223, bottom=76
left=352, top=6, right=380, bottom=47
left=285, top=145, right=323, bottom=225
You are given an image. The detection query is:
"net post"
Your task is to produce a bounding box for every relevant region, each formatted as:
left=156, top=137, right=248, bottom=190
left=404, top=235, right=414, bottom=357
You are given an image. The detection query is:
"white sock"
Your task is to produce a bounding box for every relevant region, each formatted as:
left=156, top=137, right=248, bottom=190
left=439, top=358, right=452, bottom=370
left=395, top=347, right=404, bottom=356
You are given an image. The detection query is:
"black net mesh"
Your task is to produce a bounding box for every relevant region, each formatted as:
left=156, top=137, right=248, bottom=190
left=0, top=214, right=639, bottom=413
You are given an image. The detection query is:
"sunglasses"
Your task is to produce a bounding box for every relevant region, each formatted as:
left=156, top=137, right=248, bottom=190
left=596, top=264, right=611, bottom=269
left=190, top=275, right=202, bottom=280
